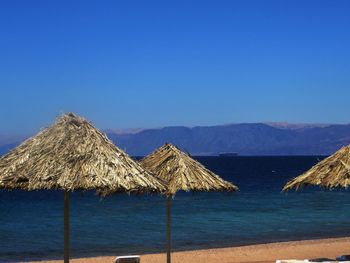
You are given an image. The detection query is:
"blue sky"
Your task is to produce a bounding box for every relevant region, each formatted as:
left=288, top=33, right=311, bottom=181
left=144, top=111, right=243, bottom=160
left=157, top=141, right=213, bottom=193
left=0, top=0, right=349, bottom=134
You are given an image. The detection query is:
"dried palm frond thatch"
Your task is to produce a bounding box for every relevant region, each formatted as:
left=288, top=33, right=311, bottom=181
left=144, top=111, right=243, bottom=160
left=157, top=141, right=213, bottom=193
left=140, top=143, right=238, bottom=195
left=0, top=113, right=165, bottom=194
left=140, top=143, right=238, bottom=263
left=283, top=145, right=350, bottom=191
left=0, top=113, right=166, bottom=263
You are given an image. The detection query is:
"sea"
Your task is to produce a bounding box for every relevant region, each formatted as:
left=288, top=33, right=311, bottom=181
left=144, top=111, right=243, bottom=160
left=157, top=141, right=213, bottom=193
left=1, top=156, right=350, bottom=262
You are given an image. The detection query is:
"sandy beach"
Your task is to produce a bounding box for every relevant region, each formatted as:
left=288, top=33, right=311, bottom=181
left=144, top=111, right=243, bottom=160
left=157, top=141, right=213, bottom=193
left=26, top=237, right=350, bottom=263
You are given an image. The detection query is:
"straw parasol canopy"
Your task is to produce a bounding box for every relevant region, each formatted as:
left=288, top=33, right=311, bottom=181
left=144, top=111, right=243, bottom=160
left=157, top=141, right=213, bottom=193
left=0, top=113, right=165, bottom=194
left=0, top=113, right=166, bottom=263
left=140, top=143, right=238, bottom=195
left=283, top=145, right=350, bottom=191
left=140, top=143, right=238, bottom=263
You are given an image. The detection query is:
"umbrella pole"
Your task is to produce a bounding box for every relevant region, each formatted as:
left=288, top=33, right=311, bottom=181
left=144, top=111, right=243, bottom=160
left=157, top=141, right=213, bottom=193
left=166, top=194, right=171, bottom=263
left=64, top=190, right=70, bottom=263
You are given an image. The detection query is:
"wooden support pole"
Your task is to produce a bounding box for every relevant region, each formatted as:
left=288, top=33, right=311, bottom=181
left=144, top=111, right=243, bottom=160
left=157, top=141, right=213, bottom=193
left=64, top=191, right=70, bottom=263
left=166, top=195, right=171, bottom=263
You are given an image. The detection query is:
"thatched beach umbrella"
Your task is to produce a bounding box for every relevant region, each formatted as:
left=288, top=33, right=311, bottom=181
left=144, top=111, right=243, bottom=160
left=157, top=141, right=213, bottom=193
left=140, top=143, right=238, bottom=263
left=283, top=145, right=350, bottom=191
left=0, top=113, right=166, bottom=263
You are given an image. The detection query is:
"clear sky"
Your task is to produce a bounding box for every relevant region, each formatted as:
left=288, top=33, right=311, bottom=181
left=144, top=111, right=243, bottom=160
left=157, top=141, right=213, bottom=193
left=0, top=0, right=349, bottom=134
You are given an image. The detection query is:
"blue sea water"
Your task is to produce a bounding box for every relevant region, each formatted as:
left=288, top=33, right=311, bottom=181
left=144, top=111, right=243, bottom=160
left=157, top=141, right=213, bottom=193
left=1, top=156, right=350, bottom=262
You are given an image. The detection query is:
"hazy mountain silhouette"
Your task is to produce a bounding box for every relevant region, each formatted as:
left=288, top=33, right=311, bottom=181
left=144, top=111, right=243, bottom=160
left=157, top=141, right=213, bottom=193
left=1, top=123, right=350, bottom=156
left=107, top=123, right=350, bottom=156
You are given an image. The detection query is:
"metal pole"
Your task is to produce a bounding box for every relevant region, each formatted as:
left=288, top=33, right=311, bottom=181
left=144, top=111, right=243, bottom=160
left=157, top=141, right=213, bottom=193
left=64, top=191, right=70, bottom=263
left=166, top=194, right=171, bottom=263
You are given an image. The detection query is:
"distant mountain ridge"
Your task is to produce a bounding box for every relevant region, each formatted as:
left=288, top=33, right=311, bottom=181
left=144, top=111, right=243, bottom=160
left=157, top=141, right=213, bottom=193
left=1, top=122, right=350, bottom=156
left=106, top=122, right=350, bottom=156
left=264, top=122, right=330, bottom=130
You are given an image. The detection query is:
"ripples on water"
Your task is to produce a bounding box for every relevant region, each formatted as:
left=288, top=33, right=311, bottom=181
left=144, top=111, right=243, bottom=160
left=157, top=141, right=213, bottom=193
left=1, top=156, right=350, bottom=261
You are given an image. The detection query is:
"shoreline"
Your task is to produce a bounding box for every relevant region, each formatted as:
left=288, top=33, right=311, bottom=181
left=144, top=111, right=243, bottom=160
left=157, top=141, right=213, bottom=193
left=26, top=236, right=350, bottom=263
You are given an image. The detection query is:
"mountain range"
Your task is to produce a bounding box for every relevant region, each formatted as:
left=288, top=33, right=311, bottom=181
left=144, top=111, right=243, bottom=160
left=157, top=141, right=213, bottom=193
left=1, top=123, right=350, bottom=156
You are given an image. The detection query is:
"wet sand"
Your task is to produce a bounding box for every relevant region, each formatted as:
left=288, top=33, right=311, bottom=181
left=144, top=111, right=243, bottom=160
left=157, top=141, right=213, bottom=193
left=26, top=237, right=350, bottom=263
